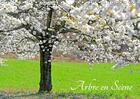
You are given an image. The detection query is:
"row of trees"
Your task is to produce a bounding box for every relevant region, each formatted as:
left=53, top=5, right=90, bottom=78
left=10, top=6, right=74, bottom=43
left=0, top=0, right=140, bottom=92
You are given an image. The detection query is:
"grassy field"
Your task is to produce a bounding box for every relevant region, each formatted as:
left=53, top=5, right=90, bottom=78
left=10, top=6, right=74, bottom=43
left=0, top=59, right=140, bottom=98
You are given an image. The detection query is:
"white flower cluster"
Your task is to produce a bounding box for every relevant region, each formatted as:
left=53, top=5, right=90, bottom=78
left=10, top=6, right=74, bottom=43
left=59, top=0, right=140, bottom=68
left=0, top=2, right=17, bottom=14
left=0, top=0, right=140, bottom=68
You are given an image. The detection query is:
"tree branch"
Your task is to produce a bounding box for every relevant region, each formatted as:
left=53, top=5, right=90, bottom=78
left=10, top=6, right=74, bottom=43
left=46, top=7, right=54, bottom=30
left=6, top=9, right=31, bottom=18
left=60, top=27, right=81, bottom=33
left=0, top=23, right=43, bottom=40
left=132, top=34, right=140, bottom=39
left=133, top=20, right=140, bottom=31
left=24, top=23, right=43, bottom=40
left=0, top=24, right=25, bottom=32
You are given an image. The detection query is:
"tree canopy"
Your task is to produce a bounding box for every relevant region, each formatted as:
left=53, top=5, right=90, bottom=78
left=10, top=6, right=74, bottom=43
left=0, top=0, right=140, bottom=69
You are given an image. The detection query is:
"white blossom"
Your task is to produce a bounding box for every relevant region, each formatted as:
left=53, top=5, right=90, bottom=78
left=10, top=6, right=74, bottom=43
left=0, top=0, right=140, bottom=69
left=65, top=0, right=75, bottom=5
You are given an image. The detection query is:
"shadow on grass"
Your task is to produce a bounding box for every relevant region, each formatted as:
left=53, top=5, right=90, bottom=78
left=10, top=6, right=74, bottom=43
left=0, top=92, right=123, bottom=99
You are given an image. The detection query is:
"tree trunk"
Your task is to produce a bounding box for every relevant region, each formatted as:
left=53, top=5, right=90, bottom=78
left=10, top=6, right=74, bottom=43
left=39, top=44, right=52, bottom=93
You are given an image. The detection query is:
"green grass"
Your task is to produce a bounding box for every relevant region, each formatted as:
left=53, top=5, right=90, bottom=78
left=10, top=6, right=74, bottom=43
left=0, top=59, right=140, bottom=98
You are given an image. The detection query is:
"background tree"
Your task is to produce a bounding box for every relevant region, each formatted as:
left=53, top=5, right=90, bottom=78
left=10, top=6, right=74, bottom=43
left=0, top=0, right=140, bottom=93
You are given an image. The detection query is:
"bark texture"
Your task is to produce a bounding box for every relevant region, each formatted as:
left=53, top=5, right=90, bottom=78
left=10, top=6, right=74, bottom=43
left=39, top=44, right=53, bottom=92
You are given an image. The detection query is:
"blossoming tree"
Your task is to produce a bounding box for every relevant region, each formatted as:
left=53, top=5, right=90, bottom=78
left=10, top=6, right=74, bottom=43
left=0, top=0, right=140, bottom=92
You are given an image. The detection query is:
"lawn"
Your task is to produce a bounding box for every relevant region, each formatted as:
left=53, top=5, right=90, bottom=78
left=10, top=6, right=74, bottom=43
left=0, top=59, right=140, bottom=98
